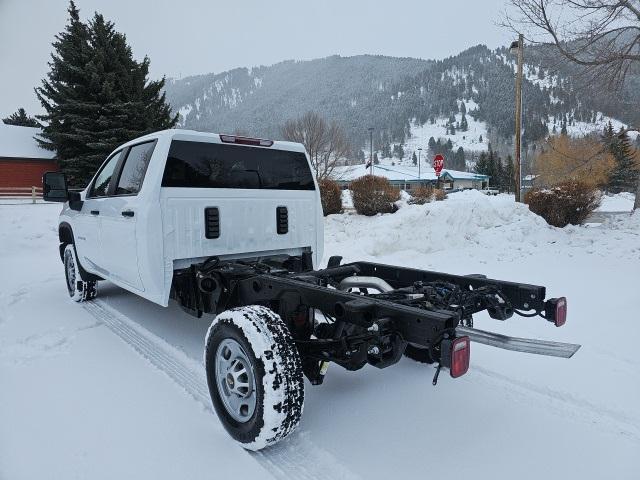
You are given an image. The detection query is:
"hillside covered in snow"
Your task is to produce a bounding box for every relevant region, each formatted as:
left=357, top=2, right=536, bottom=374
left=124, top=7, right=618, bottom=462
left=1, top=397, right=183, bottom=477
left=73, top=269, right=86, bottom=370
left=165, top=45, right=640, bottom=165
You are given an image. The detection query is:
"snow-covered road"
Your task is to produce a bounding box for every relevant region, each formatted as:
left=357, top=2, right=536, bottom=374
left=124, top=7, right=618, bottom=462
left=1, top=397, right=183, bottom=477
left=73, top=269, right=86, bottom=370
left=2, top=193, right=639, bottom=479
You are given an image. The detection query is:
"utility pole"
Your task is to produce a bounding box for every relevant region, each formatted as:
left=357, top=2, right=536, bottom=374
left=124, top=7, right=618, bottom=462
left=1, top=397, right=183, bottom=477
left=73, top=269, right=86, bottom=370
left=368, top=127, right=374, bottom=175
left=510, top=34, right=524, bottom=202
left=417, top=147, right=422, bottom=180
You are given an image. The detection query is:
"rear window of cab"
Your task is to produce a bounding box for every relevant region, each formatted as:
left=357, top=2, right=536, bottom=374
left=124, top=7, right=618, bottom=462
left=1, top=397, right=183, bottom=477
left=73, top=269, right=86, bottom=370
left=162, top=140, right=315, bottom=190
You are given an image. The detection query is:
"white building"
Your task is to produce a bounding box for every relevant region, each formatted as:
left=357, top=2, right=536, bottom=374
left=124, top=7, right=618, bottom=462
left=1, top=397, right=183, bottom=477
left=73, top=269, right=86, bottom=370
left=332, top=163, right=489, bottom=191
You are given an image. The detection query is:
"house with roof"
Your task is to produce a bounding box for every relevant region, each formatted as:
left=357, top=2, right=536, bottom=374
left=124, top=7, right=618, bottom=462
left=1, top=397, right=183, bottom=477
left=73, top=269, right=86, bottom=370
left=0, top=124, right=57, bottom=188
left=332, top=163, right=489, bottom=191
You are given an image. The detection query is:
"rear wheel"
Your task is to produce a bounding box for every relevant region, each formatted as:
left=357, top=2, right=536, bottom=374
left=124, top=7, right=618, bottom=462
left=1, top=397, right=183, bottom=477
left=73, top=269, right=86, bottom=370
left=204, top=305, right=304, bottom=450
left=63, top=244, right=97, bottom=302
left=404, top=343, right=435, bottom=364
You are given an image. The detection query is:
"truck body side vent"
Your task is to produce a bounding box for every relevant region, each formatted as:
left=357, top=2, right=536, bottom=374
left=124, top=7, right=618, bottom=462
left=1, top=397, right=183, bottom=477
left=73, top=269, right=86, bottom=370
left=276, top=206, right=288, bottom=235
left=204, top=207, right=220, bottom=239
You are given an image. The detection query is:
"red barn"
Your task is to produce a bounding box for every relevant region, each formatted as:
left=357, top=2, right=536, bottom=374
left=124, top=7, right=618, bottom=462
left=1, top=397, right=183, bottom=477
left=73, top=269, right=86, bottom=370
left=0, top=124, right=58, bottom=189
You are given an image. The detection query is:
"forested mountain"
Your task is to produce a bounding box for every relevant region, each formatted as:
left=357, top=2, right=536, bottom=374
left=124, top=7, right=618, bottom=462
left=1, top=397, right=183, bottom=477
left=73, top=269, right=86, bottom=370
left=164, top=55, right=430, bottom=144
left=165, top=45, right=640, bottom=163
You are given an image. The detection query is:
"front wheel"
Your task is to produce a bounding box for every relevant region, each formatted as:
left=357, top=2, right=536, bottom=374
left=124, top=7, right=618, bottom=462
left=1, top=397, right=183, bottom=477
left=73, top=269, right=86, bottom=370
left=63, top=244, right=97, bottom=302
left=204, top=305, right=304, bottom=450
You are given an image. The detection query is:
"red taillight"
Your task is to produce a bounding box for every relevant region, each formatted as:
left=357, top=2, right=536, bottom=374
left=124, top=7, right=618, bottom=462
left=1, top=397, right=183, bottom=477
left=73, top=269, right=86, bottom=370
left=545, top=297, right=567, bottom=327
left=450, top=336, right=470, bottom=378
left=554, top=297, right=567, bottom=327
left=219, top=134, right=273, bottom=147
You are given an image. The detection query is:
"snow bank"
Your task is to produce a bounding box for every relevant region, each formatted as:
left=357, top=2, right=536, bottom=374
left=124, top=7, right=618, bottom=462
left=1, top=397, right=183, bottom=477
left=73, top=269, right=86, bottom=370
left=325, top=190, right=561, bottom=264
left=597, top=192, right=636, bottom=212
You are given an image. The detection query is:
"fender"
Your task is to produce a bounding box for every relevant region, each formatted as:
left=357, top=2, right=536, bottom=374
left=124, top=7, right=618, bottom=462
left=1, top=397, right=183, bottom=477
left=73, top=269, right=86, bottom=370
left=58, top=222, right=103, bottom=282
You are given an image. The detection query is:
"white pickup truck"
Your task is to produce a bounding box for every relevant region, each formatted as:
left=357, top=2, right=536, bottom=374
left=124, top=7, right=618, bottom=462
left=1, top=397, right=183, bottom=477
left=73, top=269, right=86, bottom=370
left=44, top=129, right=578, bottom=450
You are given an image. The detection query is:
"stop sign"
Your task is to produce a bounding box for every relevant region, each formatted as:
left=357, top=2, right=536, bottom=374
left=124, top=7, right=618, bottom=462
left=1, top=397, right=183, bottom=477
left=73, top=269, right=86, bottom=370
left=433, top=154, right=445, bottom=177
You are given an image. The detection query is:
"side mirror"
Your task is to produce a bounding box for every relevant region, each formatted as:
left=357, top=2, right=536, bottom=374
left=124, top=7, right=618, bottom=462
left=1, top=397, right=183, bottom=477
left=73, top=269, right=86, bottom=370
left=42, top=171, right=69, bottom=202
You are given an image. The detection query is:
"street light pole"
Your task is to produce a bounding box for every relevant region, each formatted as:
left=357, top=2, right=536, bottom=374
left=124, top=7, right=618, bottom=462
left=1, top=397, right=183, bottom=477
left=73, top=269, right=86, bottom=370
left=368, top=127, right=374, bottom=175
left=417, top=147, right=422, bottom=180
left=510, top=34, right=524, bottom=203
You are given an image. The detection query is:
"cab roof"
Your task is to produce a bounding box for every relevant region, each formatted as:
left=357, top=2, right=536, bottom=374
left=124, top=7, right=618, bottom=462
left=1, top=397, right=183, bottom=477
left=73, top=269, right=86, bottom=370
left=125, top=129, right=306, bottom=154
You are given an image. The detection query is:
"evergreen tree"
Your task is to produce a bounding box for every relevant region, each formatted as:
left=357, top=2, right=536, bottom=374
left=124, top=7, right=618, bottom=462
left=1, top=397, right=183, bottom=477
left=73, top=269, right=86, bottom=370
left=373, top=152, right=379, bottom=164
left=460, top=113, right=468, bottom=132
left=412, top=151, right=417, bottom=165
left=454, top=146, right=465, bottom=171
left=2, top=108, right=39, bottom=127
left=475, top=151, right=489, bottom=175
left=459, top=101, right=466, bottom=115
left=495, top=155, right=504, bottom=191
left=428, top=136, right=436, bottom=153
left=449, top=123, right=456, bottom=135
left=35, top=1, right=177, bottom=186
left=479, top=134, right=483, bottom=143
left=504, top=155, right=515, bottom=193
left=607, top=127, right=639, bottom=193
left=560, top=119, right=567, bottom=135
left=382, top=142, right=391, bottom=159
left=487, top=148, right=498, bottom=186
left=602, top=121, right=615, bottom=141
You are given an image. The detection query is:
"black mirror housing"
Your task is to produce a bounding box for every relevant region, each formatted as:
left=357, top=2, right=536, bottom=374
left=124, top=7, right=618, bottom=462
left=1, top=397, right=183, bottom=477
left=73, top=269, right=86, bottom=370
left=42, top=171, right=69, bottom=202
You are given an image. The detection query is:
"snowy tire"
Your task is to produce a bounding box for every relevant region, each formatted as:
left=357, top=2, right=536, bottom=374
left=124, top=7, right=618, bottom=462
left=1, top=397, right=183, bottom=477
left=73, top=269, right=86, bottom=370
left=404, top=343, right=435, bottom=364
left=204, top=305, right=304, bottom=450
left=63, top=244, right=97, bottom=302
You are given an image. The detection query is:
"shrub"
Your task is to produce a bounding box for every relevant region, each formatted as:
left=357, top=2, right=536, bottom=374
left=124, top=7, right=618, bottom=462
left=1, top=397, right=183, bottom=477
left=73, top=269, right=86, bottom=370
left=525, top=180, right=601, bottom=227
left=408, top=185, right=434, bottom=204
left=350, top=175, right=400, bottom=216
left=318, top=178, right=343, bottom=215
left=433, top=188, right=448, bottom=201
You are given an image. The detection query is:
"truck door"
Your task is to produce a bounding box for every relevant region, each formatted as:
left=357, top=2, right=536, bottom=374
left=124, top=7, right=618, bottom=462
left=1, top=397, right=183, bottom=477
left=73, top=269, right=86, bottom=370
left=75, top=150, right=123, bottom=273
left=99, top=141, right=156, bottom=291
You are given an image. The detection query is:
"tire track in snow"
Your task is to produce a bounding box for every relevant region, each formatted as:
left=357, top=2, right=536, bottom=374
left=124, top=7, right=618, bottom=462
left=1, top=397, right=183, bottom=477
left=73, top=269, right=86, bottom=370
left=83, top=300, right=359, bottom=480
left=470, top=365, right=640, bottom=442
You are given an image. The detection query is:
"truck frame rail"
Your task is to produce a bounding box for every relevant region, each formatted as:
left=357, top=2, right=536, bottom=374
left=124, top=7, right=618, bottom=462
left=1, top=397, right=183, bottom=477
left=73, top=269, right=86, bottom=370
left=170, top=254, right=579, bottom=385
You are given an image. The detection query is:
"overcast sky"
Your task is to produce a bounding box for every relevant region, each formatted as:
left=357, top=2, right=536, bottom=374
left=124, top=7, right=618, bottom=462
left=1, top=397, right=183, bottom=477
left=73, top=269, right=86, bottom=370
left=0, top=0, right=512, bottom=117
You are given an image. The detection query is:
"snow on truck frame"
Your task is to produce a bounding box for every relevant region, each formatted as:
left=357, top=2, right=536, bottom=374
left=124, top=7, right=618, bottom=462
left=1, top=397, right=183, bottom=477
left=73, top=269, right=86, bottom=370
left=43, top=129, right=580, bottom=450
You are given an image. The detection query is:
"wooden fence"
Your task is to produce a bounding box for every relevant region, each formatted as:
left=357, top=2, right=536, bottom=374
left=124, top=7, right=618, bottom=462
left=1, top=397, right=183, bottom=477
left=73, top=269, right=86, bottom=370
left=0, top=186, right=43, bottom=203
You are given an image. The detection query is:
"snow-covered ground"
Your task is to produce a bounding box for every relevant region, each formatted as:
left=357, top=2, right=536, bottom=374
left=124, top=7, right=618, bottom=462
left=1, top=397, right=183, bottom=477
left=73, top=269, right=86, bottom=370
left=597, top=192, right=636, bottom=212
left=2, top=194, right=639, bottom=479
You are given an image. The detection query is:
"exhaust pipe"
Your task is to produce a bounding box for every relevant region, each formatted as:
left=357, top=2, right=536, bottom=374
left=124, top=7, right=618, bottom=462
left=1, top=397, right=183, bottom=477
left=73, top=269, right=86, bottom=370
left=457, top=326, right=581, bottom=358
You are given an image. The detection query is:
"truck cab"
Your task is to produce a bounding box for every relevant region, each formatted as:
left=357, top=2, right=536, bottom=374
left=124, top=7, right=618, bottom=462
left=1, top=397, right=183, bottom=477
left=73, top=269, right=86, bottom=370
left=46, top=130, right=324, bottom=306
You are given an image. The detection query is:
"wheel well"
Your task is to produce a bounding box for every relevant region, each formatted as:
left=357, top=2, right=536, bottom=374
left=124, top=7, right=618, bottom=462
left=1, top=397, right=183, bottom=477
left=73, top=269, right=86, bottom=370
left=58, top=223, right=74, bottom=260
left=58, top=223, right=103, bottom=282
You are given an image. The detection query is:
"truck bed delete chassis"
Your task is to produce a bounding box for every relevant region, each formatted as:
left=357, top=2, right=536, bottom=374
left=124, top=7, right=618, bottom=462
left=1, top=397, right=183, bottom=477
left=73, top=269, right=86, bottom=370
left=171, top=254, right=580, bottom=385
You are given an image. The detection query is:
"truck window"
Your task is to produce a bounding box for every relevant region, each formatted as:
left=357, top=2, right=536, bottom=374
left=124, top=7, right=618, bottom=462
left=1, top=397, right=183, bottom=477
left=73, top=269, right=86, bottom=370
left=115, top=141, right=156, bottom=195
left=89, top=150, right=122, bottom=197
left=162, top=140, right=315, bottom=190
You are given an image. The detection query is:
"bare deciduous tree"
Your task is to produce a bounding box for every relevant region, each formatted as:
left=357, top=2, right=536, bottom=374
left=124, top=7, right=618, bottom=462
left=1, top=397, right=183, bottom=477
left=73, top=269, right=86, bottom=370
left=505, top=0, right=640, bottom=209
left=281, top=112, right=351, bottom=180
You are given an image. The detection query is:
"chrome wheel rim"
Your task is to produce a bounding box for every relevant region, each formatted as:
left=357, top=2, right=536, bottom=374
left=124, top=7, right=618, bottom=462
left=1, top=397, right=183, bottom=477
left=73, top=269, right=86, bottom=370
left=65, top=250, right=76, bottom=295
left=215, top=338, right=257, bottom=422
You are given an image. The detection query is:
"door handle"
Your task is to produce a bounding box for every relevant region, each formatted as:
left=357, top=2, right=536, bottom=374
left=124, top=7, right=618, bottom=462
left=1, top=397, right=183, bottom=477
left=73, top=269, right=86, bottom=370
left=121, top=210, right=135, bottom=217
left=90, top=210, right=100, bottom=215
